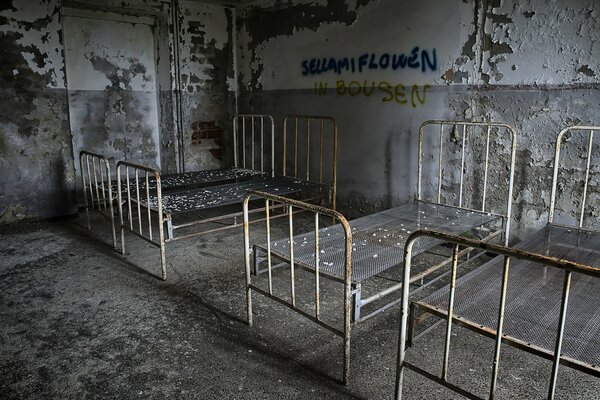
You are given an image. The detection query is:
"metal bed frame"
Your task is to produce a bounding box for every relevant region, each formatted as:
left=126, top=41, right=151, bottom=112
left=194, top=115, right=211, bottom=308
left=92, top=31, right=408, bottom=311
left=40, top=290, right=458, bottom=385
left=396, top=125, right=600, bottom=400
left=118, top=114, right=338, bottom=280
left=243, top=120, right=518, bottom=385
left=80, top=151, right=117, bottom=249
left=79, top=114, right=275, bottom=250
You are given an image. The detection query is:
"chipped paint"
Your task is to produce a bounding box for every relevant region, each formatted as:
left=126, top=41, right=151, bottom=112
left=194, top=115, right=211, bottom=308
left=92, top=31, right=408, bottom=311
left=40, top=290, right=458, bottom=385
left=236, top=0, right=600, bottom=237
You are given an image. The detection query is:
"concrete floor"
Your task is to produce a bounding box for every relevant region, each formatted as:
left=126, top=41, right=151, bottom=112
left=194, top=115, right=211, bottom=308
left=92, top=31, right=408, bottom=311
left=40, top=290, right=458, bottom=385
left=1, top=214, right=599, bottom=399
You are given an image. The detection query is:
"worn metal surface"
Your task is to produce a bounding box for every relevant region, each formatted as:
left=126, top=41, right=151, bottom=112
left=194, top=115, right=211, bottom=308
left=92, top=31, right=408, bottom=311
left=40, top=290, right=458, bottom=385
left=396, top=228, right=600, bottom=400
left=79, top=151, right=117, bottom=249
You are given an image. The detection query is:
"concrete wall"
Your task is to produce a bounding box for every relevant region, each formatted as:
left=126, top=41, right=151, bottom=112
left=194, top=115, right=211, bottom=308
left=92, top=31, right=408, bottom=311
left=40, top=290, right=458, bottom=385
left=0, top=0, right=235, bottom=222
left=236, top=0, right=600, bottom=237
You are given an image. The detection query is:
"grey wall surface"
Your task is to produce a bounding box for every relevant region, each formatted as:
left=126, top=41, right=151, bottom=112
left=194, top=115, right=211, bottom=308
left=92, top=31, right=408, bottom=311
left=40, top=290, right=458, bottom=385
left=236, top=0, right=600, bottom=237
left=0, top=0, right=235, bottom=222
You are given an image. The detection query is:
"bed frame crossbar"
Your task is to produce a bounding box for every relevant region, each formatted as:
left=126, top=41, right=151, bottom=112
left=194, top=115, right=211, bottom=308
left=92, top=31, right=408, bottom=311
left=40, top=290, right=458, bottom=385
left=79, top=151, right=117, bottom=249
left=395, top=230, right=600, bottom=400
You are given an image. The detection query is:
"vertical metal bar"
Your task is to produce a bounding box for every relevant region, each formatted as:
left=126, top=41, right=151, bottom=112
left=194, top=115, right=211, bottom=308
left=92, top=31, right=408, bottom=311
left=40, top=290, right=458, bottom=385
left=482, top=125, right=491, bottom=212
left=283, top=117, right=288, bottom=176
left=417, top=124, right=425, bottom=200
left=288, top=205, right=296, bottom=306
left=458, top=124, right=467, bottom=208
left=260, top=116, right=264, bottom=172
left=332, top=122, right=338, bottom=213
left=342, top=215, right=353, bottom=386
left=251, top=116, right=255, bottom=170
left=441, top=244, right=459, bottom=380
left=548, top=271, right=572, bottom=400
left=117, top=164, right=126, bottom=255
left=265, top=199, right=273, bottom=295
left=306, top=118, right=311, bottom=180
left=233, top=116, right=239, bottom=168
left=155, top=173, right=167, bottom=280
left=319, top=119, right=324, bottom=183
left=437, top=124, right=444, bottom=203
left=126, top=167, right=133, bottom=230
left=314, top=212, right=320, bottom=319
left=395, top=239, right=415, bottom=400
left=135, top=169, right=142, bottom=234
left=146, top=172, right=153, bottom=241
left=99, top=162, right=107, bottom=212
left=80, top=155, right=91, bottom=230
left=92, top=158, right=100, bottom=207
left=243, top=196, right=253, bottom=325
left=86, top=157, right=94, bottom=211
left=489, top=256, right=511, bottom=398
left=579, top=130, right=594, bottom=228
left=105, top=160, right=117, bottom=249
left=294, top=118, right=298, bottom=178
left=270, top=116, right=275, bottom=177
left=242, top=116, right=246, bottom=169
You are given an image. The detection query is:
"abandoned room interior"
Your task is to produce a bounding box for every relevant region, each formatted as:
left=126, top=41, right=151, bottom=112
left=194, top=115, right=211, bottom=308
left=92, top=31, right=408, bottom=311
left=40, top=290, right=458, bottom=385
left=1, top=0, right=599, bottom=398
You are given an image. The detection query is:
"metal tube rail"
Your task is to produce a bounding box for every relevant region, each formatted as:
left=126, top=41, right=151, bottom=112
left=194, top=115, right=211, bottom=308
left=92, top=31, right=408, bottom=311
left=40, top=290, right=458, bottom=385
left=243, top=189, right=353, bottom=385
left=395, top=229, right=600, bottom=400
left=233, top=114, right=275, bottom=177
left=416, top=120, right=518, bottom=244
left=116, top=160, right=167, bottom=280
left=79, top=151, right=117, bottom=249
left=549, top=125, right=600, bottom=230
left=283, top=115, right=338, bottom=211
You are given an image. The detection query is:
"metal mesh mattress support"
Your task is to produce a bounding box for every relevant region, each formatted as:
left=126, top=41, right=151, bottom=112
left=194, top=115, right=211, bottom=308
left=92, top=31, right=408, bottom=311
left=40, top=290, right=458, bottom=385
left=142, top=176, right=326, bottom=215
left=420, top=224, right=600, bottom=370
left=111, top=167, right=264, bottom=194
left=264, top=201, right=502, bottom=282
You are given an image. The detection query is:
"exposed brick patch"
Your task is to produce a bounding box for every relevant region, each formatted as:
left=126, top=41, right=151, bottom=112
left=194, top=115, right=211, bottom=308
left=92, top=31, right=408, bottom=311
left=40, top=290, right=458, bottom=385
left=191, top=121, right=224, bottom=161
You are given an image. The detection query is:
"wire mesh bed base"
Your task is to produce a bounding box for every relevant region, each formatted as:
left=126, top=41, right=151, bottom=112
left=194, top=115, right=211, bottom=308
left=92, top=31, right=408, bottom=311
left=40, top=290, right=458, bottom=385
left=255, top=200, right=502, bottom=283
left=414, top=224, right=600, bottom=375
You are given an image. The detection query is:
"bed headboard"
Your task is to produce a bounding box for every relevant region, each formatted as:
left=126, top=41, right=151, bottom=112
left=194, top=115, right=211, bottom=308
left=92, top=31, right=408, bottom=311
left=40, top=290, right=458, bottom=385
left=549, top=125, right=600, bottom=231
left=282, top=114, right=338, bottom=210
left=416, top=120, right=517, bottom=241
left=232, top=114, right=275, bottom=177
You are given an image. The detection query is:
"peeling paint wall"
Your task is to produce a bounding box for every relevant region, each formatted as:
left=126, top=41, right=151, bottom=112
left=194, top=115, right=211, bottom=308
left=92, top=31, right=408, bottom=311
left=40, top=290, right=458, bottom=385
left=178, top=1, right=236, bottom=171
left=1, top=0, right=235, bottom=223
left=236, top=0, right=600, bottom=237
left=0, top=0, right=74, bottom=222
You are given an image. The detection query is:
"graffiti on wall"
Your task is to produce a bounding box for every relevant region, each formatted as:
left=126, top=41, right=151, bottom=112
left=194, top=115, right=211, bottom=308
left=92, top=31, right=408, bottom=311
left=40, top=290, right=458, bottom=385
left=314, top=80, right=431, bottom=107
left=301, top=47, right=437, bottom=76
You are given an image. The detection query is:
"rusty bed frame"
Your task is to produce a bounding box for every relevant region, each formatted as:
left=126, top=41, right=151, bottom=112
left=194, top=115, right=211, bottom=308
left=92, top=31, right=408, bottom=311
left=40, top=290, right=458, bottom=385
left=242, top=120, right=518, bottom=385
left=396, top=125, right=600, bottom=400
left=79, top=114, right=275, bottom=251
left=114, top=114, right=338, bottom=280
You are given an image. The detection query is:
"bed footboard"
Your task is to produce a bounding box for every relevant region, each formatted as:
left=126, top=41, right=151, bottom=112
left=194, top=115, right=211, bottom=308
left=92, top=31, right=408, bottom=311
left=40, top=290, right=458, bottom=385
left=79, top=151, right=117, bottom=249
left=243, top=189, right=353, bottom=384
left=116, top=160, right=168, bottom=280
left=396, top=230, right=600, bottom=400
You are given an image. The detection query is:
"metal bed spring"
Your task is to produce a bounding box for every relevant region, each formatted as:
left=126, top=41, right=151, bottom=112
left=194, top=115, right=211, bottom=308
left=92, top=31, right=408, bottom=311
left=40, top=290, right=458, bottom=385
left=80, top=151, right=117, bottom=249
left=397, top=125, right=600, bottom=400
left=243, top=120, right=518, bottom=385
left=78, top=115, right=274, bottom=249
left=118, top=114, right=338, bottom=280
left=395, top=230, right=600, bottom=400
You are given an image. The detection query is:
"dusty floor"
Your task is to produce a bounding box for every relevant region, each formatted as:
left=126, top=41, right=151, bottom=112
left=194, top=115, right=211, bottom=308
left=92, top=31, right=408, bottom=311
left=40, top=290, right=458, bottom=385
left=0, top=214, right=599, bottom=399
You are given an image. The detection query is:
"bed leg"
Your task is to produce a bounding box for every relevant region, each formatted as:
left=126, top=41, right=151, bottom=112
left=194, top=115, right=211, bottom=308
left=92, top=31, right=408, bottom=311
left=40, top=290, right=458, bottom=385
left=351, top=283, right=362, bottom=322
left=407, top=302, right=416, bottom=348
left=109, top=209, right=117, bottom=250
left=252, top=244, right=259, bottom=275
left=159, top=240, right=167, bottom=281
